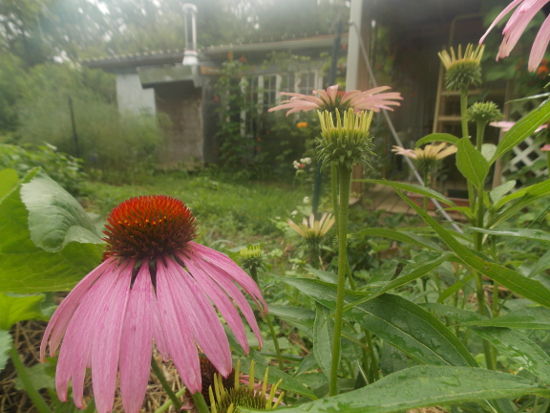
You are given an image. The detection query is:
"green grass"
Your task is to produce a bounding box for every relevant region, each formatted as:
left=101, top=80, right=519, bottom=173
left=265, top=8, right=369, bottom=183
left=81, top=172, right=305, bottom=248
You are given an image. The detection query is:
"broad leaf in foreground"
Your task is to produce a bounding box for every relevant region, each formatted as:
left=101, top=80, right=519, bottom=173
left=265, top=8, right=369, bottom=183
left=243, top=366, right=549, bottom=413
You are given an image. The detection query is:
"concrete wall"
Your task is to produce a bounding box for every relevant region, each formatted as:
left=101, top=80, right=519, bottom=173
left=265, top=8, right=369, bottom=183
left=115, top=73, right=156, bottom=115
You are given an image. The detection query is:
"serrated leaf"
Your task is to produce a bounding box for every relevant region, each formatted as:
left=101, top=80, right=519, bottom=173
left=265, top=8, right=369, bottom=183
left=0, top=293, right=45, bottom=330
left=243, top=366, right=550, bottom=413
left=20, top=172, right=102, bottom=252
left=0, top=330, right=12, bottom=372
left=0, top=172, right=104, bottom=293
left=471, top=327, right=550, bottom=383
left=456, top=137, right=489, bottom=189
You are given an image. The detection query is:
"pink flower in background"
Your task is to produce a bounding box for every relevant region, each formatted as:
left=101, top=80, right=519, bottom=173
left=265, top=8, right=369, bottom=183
left=490, top=120, right=548, bottom=132
left=41, top=196, right=266, bottom=413
left=480, top=0, right=550, bottom=71
left=268, top=84, right=402, bottom=115
left=542, top=143, right=550, bottom=151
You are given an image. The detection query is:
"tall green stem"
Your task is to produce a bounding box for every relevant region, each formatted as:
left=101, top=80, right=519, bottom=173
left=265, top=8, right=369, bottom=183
left=265, top=314, right=284, bottom=369
left=151, top=357, right=183, bottom=411
left=328, top=164, right=351, bottom=396
left=460, top=89, right=469, bottom=140
left=9, top=346, right=52, bottom=413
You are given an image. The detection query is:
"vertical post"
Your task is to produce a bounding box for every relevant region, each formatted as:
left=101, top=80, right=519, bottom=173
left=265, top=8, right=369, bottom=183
left=68, top=96, right=80, bottom=157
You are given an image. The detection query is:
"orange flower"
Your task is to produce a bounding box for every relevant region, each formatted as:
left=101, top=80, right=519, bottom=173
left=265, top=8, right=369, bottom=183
left=296, top=121, right=309, bottom=128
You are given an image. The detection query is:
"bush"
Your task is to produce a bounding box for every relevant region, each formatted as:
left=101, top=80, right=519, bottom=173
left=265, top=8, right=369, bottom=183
left=0, top=143, right=85, bottom=194
left=15, top=63, right=164, bottom=182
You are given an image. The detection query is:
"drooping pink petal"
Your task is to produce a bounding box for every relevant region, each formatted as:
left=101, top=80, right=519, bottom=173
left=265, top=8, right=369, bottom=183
left=40, top=258, right=117, bottom=361
left=541, top=143, right=550, bottom=151
left=529, top=13, right=550, bottom=70
left=188, top=242, right=266, bottom=310
left=183, top=255, right=250, bottom=352
left=119, top=265, right=155, bottom=413
left=163, top=258, right=232, bottom=377
left=155, top=262, right=201, bottom=393
left=181, top=249, right=263, bottom=348
left=90, top=266, right=132, bottom=413
left=480, top=0, right=525, bottom=44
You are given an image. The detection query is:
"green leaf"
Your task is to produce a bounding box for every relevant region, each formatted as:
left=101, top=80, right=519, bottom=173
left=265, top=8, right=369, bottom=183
left=20, top=173, right=102, bottom=252
left=0, top=169, right=18, bottom=201
left=469, top=227, right=550, bottom=243
left=14, top=363, right=54, bottom=391
left=0, top=173, right=104, bottom=293
left=471, top=327, right=550, bottom=384
left=398, top=191, right=550, bottom=308
left=492, top=99, right=550, bottom=163
left=455, top=137, right=489, bottom=189
left=244, top=366, right=550, bottom=413
left=494, top=179, right=550, bottom=210
left=463, top=307, right=550, bottom=330
left=0, top=330, right=12, bottom=372
left=0, top=293, right=45, bottom=330
left=354, top=228, right=441, bottom=251
left=481, top=143, right=497, bottom=161
left=248, top=352, right=318, bottom=400
left=313, top=305, right=333, bottom=378
left=415, top=133, right=460, bottom=146
left=356, top=179, right=454, bottom=205
left=344, top=254, right=449, bottom=311
left=284, top=279, right=476, bottom=367
left=268, top=305, right=314, bottom=337
left=490, top=180, right=516, bottom=204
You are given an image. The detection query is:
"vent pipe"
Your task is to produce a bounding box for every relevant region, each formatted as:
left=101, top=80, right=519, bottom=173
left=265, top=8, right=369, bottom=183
left=182, top=3, right=198, bottom=66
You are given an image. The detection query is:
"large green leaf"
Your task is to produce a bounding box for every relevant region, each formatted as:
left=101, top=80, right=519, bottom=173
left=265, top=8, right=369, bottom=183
left=268, top=305, right=314, bottom=337
left=0, top=330, right=12, bottom=372
left=494, top=179, right=550, bottom=210
left=455, top=137, right=489, bottom=189
left=244, top=366, right=550, bottom=413
left=415, top=133, right=460, bottom=146
left=469, top=227, right=550, bottom=243
left=0, top=172, right=104, bottom=293
left=463, top=307, right=550, bottom=330
left=0, top=169, right=18, bottom=201
left=284, top=278, right=476, bottom=367
left=355, top=179, right=454, bottom=205
left=20, top=173, right=102, bottom=252
left=0, top=293, right=45, bottom=330
left=313, top=305, right=333, bottom=378
left=471, top=327, right=550, bottom=384
left=491, top=99, right=550, bottom=163
left=398, top=191, right=550, bottom=308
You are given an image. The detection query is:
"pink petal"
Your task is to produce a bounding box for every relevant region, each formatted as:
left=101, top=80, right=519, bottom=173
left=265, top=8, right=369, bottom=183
left=119, top=265, right=155, bottom=413
left=541, top=144, right=550, bottom=151
left=183, top=255, right=250, bottom=352
left=480, top=0, right=525, bottom=44
left=529, top=13, right=550, bottom=70
left=155, top=263, right=201, bottom=393
left=188, top=242, right=266, bottom=311
left=163, top=258, right=232, bottom=377
left=41, top=258, right=118, bottom=361
left=90, top=266, right=132, bottom=413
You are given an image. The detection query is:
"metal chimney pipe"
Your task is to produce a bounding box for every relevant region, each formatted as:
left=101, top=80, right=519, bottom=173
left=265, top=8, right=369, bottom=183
left=182, top=3, right=198, bottom=66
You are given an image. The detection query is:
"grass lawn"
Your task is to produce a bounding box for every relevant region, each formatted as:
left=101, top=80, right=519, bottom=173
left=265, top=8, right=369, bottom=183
left=81, top=172, right=306, bottom=249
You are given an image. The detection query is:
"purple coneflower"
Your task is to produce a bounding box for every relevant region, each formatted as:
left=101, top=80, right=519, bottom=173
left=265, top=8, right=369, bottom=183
left=268, top=84, right=402, bottom=115
left=490, top=120, right=548, bottom=132
left=480, top=0, right=550, bottom=71
left=41, top=196, right=266, bottom=413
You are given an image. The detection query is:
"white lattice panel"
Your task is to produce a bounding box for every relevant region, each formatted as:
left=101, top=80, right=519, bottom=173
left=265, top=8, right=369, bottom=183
left=506, top=136, right=548, bottom=177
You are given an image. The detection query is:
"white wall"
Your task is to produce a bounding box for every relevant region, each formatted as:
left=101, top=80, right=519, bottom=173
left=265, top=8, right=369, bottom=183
left=115, top=73, right=156, bottom=115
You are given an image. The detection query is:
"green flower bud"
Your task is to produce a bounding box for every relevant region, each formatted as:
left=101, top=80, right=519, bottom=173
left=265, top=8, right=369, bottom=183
left=467, top=101, right=503, bottom=124
left=438, top=44, right=484, bottom=91
left=316, top=108, right=374, bottom=168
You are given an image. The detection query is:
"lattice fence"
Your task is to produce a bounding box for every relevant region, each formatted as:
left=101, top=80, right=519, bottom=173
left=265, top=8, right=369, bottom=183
left=506, top=136, right=548, bottom=177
